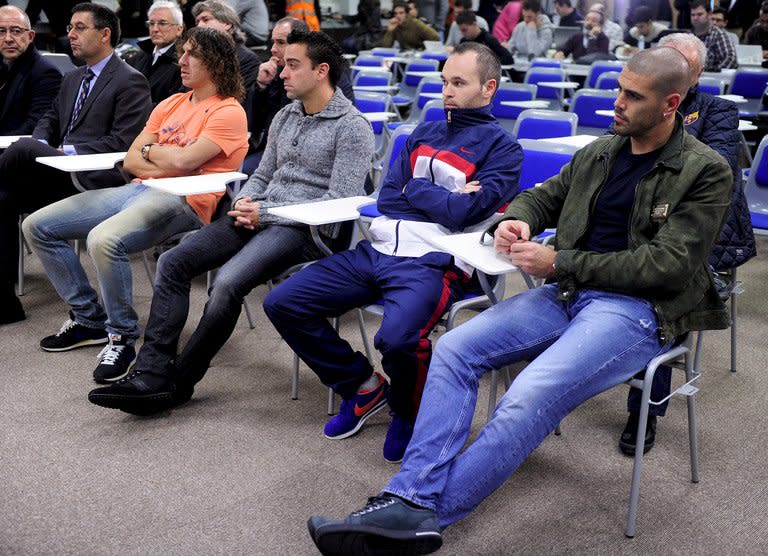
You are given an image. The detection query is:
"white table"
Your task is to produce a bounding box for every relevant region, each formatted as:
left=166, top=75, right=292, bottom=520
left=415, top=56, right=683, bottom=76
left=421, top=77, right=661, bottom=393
left=717, top=94, right=747, bottom=103
left=419, top=92, right=443, bottom=99
left=363, top=111, right=399, bottom=122
left=350, top=64, right=386, bottom=72
left=739, top=119, right=758, bottom=132
left=142, top=171, right=248, bottom=195
left=0, top=135, right=31, bottom=149
left=563, top=64, right=593, bottom=77
left=406, top=71, right=442, bottom=78
left=500, top=100, right=551, bottom=109
left=36, top=151, right=128, bottom=191
left=595, top=109, right=615, bottom=117
left=537, top=81, right=580, bottom=89
left=268, top=196, right=375, bottom=256
left=353, top=85, right=399, bottom=92
left=540, top=134, right=599, bottom=149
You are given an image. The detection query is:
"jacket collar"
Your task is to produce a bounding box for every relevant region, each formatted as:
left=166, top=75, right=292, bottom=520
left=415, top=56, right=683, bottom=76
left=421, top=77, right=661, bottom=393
left=288, top=86, right=353, bottom=119
left=444, top=103, right=496, bottom=129
left=597, top=113, right=686, bottom=172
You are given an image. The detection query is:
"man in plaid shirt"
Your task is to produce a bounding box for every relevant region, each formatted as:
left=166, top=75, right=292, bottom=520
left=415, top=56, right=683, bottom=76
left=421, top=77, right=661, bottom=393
left=690, top=0, right=737, bottom=71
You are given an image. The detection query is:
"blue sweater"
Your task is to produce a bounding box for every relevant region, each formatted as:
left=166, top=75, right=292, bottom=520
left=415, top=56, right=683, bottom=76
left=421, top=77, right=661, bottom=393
left=377, top=104, right=522, bottom=233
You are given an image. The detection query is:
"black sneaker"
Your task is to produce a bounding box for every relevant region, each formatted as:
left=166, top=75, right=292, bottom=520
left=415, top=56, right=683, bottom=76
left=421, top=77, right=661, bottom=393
left=88, top=369, right=192, bottom=416
left=308, top=495, right=442, bottom=556
left=93, top=334, right=136, bottom=383
left=40, top=312, right=108, bottom=352
left=619, top=413, right=657, bottom=456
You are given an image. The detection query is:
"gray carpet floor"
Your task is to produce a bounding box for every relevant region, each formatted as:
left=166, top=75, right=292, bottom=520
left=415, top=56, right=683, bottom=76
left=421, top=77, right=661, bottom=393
left=2, top=236, right=767, bottom=555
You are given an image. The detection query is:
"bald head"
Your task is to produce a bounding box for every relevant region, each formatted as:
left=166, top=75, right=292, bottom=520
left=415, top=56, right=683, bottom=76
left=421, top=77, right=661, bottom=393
left=658, top=33, right=707, bottom=83
left=0, top=5, right=31, bottom=27
left=626, top=47, right=691, bottom=99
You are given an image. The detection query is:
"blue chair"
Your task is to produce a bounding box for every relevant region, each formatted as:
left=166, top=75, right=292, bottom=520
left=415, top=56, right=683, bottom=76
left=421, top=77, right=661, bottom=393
left=524, top=67, right=568, bottom=110
left=744, top=134, right=768, bottom=235
left=595, top=70, right=621, bottom=90
left=365, top=124, right=417, bottom=220
left=397, top=59, right=440, bottom=103
left=585, top=60, right=625, bottom=89
left=420, top=51, right=448, bottom=63
left=352, top=55, right=386, bottom=78
left=517, top=138, right=578, bottom=190
left=530, top=58, right=562, bottom=68
left=698, top=76, right=725, bottom=96
left=420, top=99, right=446, bottom=122
left=512, top=109, right=578, bottom=140
left=354, top=91, right=399, bottom=155
left=491, top=82, right=538, bottom=134
left=570, top=88, right=617, bottom=135
left=371, top=47, right=398, bottom=57
left=729, top=69, right=768, bottom=118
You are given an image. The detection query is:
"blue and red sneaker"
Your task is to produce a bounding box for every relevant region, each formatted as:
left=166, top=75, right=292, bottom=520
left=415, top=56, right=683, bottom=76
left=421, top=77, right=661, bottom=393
left=324, top=373, right=389, bottom=440
left=383, top=413, right=415, bottom=464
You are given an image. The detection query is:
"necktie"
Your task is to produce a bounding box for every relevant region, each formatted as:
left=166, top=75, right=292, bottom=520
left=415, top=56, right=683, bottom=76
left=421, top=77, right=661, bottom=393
left=69, top=68, right=95, bottom=129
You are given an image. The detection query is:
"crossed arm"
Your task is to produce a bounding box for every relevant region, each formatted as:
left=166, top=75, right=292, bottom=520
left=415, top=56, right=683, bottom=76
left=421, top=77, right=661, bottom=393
left=123, top=130, right=223, bottom=179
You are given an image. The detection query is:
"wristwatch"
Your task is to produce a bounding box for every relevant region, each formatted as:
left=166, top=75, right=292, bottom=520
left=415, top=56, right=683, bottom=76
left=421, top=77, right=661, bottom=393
left=140, top=143, right=152, bottom=160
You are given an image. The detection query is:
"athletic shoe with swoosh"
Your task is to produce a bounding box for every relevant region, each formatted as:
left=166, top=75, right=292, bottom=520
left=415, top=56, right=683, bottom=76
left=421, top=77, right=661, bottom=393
left=324, top=373, right=389, bottom=440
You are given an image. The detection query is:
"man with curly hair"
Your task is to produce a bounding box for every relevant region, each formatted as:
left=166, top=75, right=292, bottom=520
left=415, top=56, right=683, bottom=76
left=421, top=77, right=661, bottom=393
left=23, top=27, right=248, bottom=383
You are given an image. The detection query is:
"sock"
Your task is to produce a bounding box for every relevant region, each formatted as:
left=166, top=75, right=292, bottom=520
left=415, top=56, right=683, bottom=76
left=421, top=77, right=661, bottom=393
left=358, top=372, right=381, bottom=392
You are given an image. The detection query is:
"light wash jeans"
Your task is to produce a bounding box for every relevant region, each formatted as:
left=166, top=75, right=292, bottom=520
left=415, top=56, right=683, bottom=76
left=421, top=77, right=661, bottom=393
left=22, top=184, right=202, bottom=339
left=383, top=284, right=671, bottom=528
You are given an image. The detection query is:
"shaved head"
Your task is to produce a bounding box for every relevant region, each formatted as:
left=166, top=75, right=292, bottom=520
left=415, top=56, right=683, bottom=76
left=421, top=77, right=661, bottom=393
left=626, top=47, right=691, bottom=99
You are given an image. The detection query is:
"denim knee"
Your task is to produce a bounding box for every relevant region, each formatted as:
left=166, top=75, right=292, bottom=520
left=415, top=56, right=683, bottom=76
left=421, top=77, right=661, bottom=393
left=86, top=227, right=124, bottom=264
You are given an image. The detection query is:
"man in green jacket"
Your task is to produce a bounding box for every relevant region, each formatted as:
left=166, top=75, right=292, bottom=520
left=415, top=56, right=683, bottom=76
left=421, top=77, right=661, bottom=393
left=380, top=1, right=439, bottom=50
left=305, top=46, right=732, bottom=556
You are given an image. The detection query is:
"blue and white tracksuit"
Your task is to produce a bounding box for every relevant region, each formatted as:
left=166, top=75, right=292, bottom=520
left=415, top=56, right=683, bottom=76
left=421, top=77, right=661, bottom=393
left=264, top=104, right=522, bottom=421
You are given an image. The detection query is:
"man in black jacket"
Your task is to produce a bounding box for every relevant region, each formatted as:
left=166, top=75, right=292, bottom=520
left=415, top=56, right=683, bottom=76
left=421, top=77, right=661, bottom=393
left=126, top=0, right=184, bottom=105
left=457, top=10, right=514, bottom=64
left=0, top=5, right=62, bottom=134
left=618, top=32, right=756, bottom=456
left=0, top=3, right=151, bottom=325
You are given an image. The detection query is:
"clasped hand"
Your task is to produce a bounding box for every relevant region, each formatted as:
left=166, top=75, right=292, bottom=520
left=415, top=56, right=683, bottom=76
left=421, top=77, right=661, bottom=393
left=229, top=198, right=260, bottom=230
left=493, top=220, right=556, bottom=278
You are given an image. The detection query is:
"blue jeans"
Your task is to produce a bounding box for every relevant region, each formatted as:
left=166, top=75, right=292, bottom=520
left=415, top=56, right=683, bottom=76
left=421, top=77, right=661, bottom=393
left=134, top=218, right=325, bottom=385
left=22, top=184, right=202, bottom=339
left=383, top=284, right=670, bottom=528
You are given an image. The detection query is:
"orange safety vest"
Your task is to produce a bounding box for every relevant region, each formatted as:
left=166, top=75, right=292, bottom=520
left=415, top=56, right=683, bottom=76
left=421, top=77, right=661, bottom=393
left=286, top=0, right=320, bottom=31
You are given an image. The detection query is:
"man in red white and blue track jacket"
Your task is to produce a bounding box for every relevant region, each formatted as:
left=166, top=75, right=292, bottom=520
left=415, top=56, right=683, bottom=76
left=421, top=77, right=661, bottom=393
left=264, top=42, right=522, bottom=464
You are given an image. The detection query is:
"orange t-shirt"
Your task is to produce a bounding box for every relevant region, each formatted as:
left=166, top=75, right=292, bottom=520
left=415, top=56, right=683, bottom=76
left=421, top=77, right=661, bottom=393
left=142, top=91, right=248, bottom=224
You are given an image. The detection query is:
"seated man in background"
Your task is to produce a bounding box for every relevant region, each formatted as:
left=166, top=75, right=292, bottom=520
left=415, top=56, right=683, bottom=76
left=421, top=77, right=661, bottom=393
left=553, top=0, right=583, bottom=27
left=621, top=5, right=667, bottom=54
left=744, top=2, right=768, bottom=58
left=0, top=5, right=62, bottom=135
left=24, top=27, right=248, bottom=383
left=0, top=2, right=151, bottom=325
left=445, top=0, right=488, bottom=48
left=457, top=10, right=513, bottom=64
left=193, top=0, right=260, bottom=90
left=507, top=0, right=555, bottom=59
left=263, top=42, right=522, bottom=464
left=554, top=9, right=609, bottom=59
left=87, top=31, right=374, bottom=415
left=709, top=8, right=740, bottom=51
left=307, top=46, right=732, bottom=556
left=380, top=2, right=439, bottom=50
left=126, top=0, right=184, bottom=105
left=690, top=0, right=737, bottom=71
left=617, top=32, right=756, bottom=456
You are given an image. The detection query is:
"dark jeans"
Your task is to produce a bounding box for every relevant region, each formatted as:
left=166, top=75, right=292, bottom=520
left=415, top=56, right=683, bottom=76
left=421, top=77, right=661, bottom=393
left=263, top=241, right=468, bottom=422
left=627, top=364, right=671, bottom=417
left=134, top=218, right=324, bottom=386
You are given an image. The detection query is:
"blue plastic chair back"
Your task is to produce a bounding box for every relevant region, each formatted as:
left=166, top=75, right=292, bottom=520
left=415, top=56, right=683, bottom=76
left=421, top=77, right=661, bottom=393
left=492, top=85, right=536, bottom=120
left=519, top=144, right=575, bottom=190
left=531, top=59, right=562, bottom=68
left=516, top=118, right=575, bottom=140
left=587, top=62, right=624, bottom=88
left=730, top=69, right=768, bottom=98
left=404, top=61, right=439, bottom=86
left=527, top=70, right=564, bottom=100
left=355, top=96, right=387, bottom=134
left=572, top=91, right=616, bottom=128
left=417, top=80, right=443, bottom=108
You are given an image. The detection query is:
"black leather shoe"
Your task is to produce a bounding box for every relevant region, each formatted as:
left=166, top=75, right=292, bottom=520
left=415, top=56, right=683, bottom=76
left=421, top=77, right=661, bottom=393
left=88, top=369, right=193, bottom=416
left=0, top=289, right=26, bottom=325
left=619, top=413, right=657, bottom=456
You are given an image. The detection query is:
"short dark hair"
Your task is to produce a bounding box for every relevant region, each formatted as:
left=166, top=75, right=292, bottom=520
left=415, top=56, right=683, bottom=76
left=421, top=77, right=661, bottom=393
left=456, top=0, right=474, bottom=9
left=522, top=0, right=542, bottom=12
left=286, top=30, right=346, bottom=89
left=633, top=6, right=653, bottom=23
left=181, top=27, right=245, bottom=101
left=711, top=7, right=728, bottom=18
left=275, top=16, right=310, bottom=32
left=690, top=0, right=711, bottom=12
left=72, top=2, right=120, bottom=47
left=760, top=1, right=768, bottom=14
left=456, top=10, right=477, bottom=25
left=393, top=2, right=408, bottom=12
left=554, top=0, right=572, bottom=7
left=452, top=42, right=501, bottom=89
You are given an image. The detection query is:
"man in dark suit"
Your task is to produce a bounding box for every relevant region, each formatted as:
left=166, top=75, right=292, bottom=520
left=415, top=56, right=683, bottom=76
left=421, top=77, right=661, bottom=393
left=126, top=0, right=184, bottom=105
left=0, top=2, right=152, bottom=324
left=0, top=5, right=62, bottom=134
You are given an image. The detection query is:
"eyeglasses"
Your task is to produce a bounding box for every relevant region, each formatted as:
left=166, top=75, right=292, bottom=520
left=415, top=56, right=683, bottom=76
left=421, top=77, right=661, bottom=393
left=0, top=26, right=30, bottom=37
left=145, top=20, right=176, bottom=28
left=66, top=23, right=97, bottom=33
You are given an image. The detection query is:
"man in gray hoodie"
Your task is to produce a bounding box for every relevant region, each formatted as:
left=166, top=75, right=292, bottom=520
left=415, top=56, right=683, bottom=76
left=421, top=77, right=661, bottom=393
left=508, top=0, right=555, bottom=58
left=88, top=30, right=375, bottom=416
